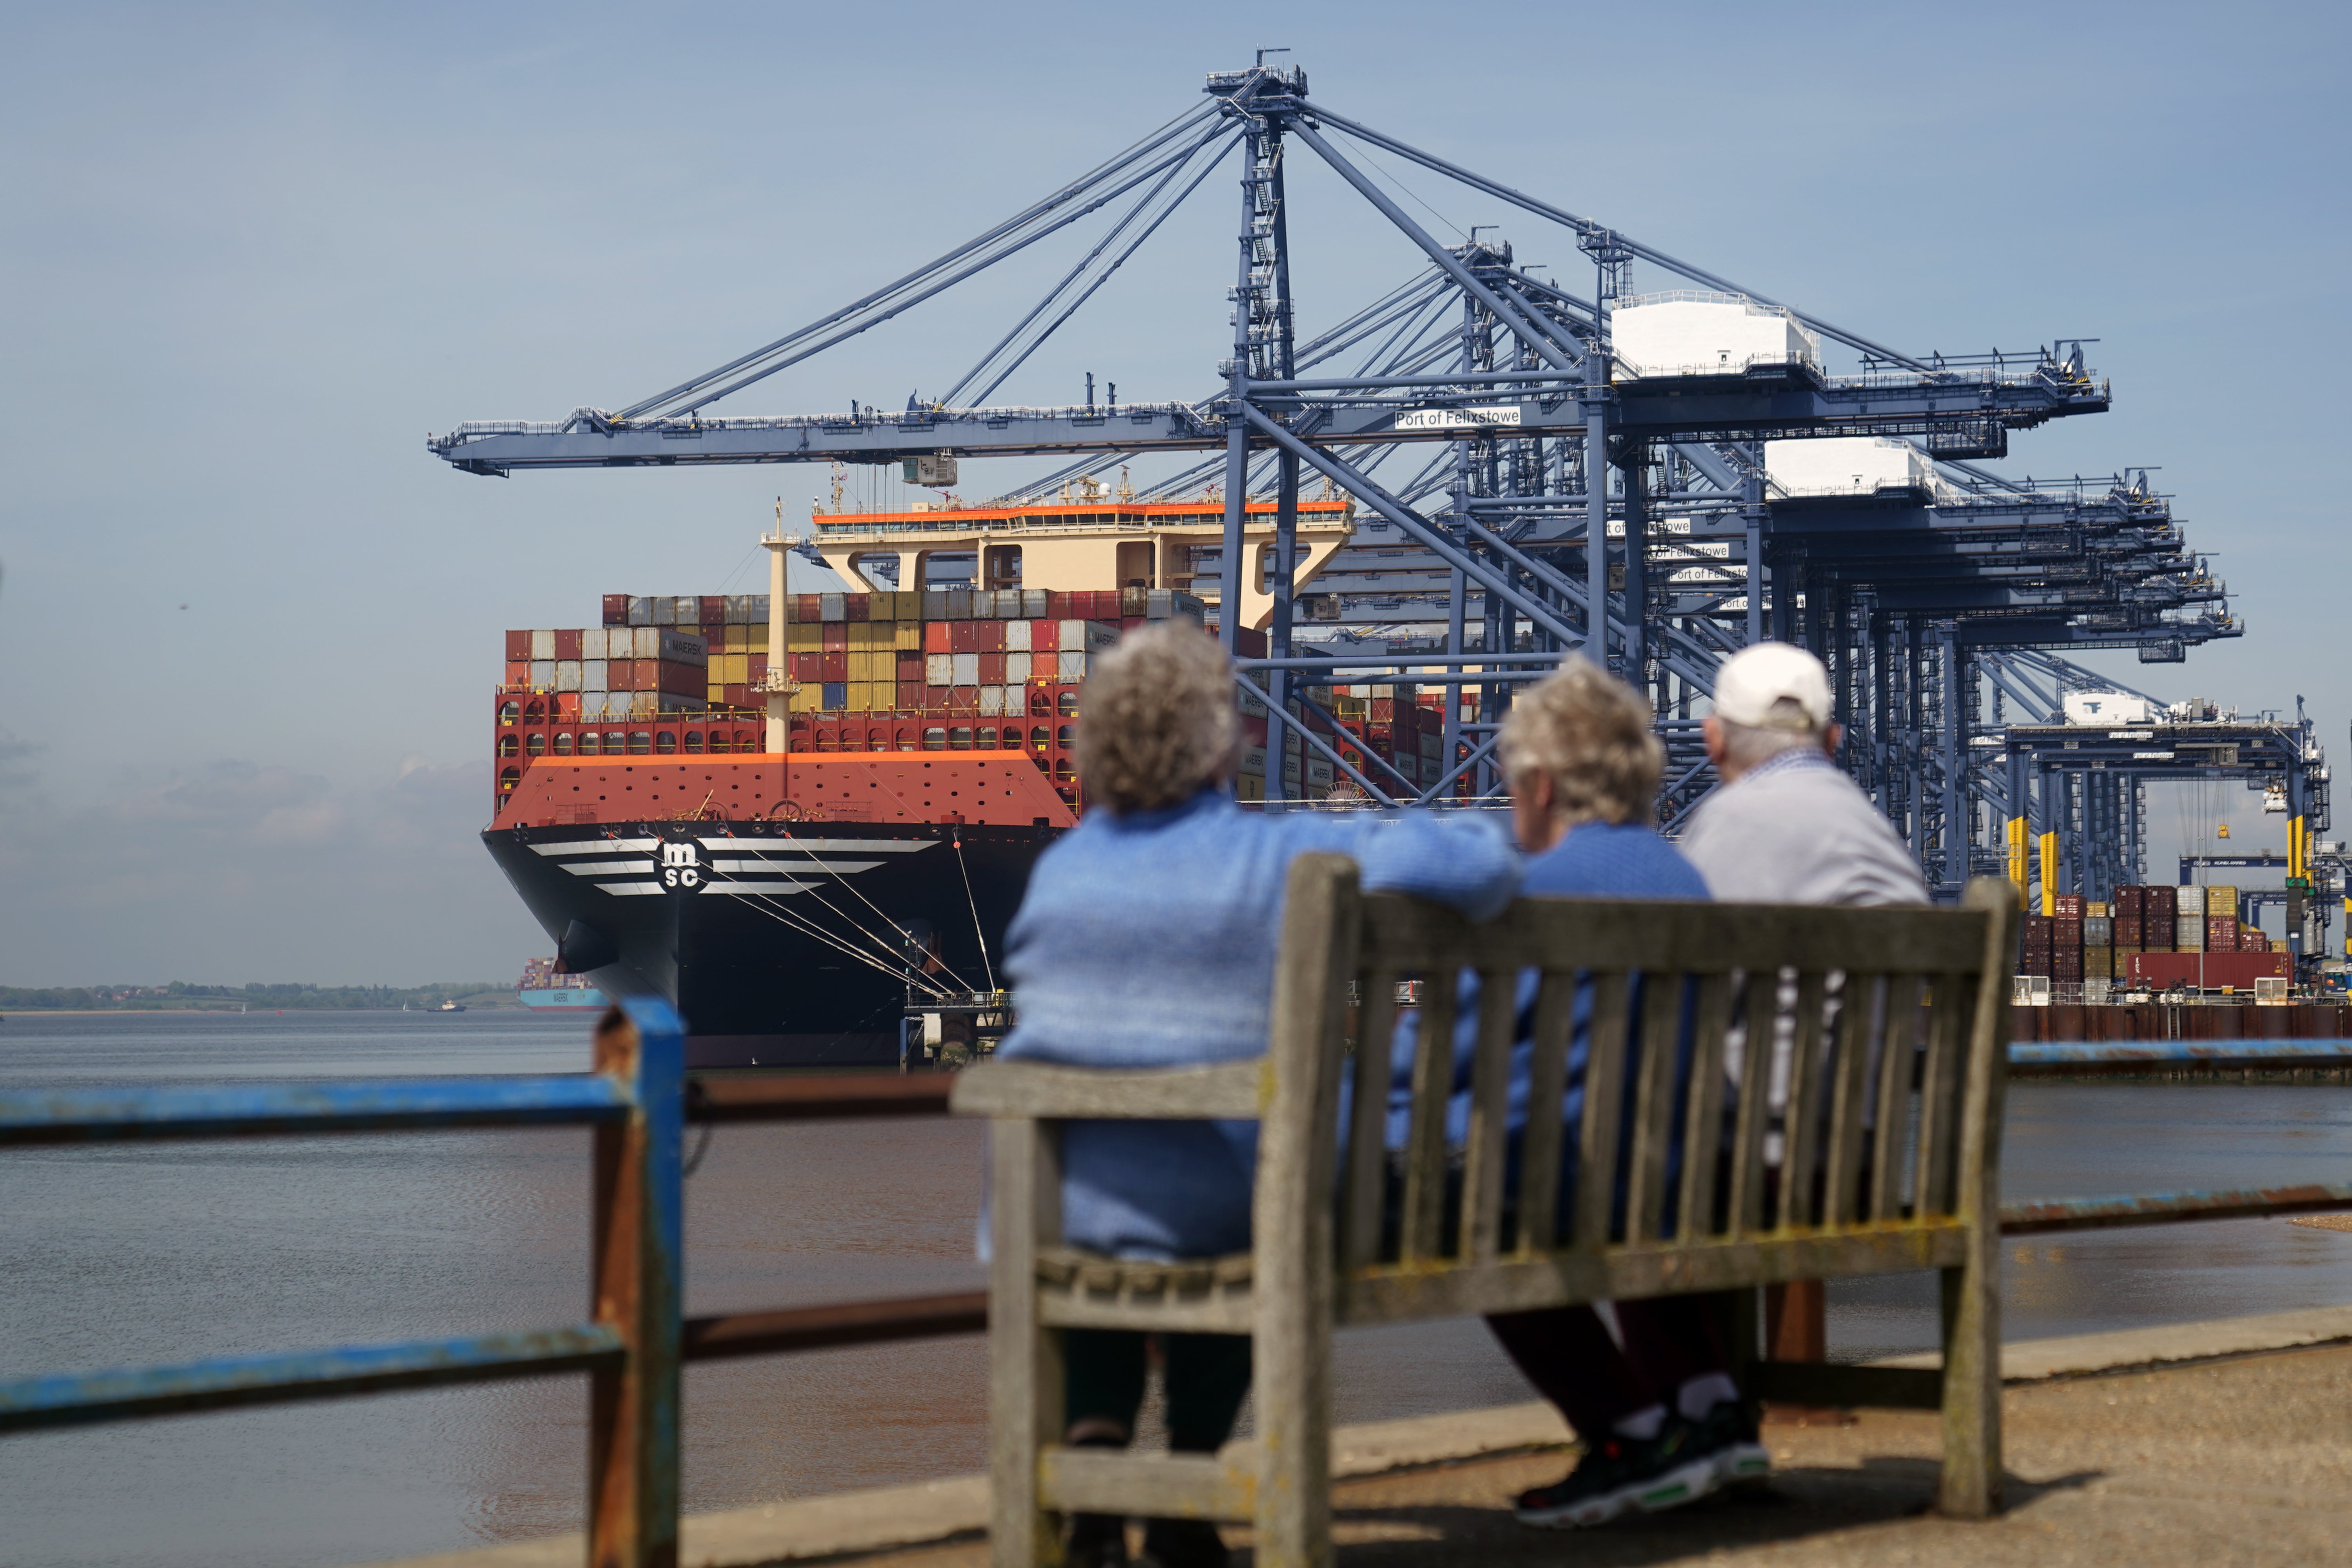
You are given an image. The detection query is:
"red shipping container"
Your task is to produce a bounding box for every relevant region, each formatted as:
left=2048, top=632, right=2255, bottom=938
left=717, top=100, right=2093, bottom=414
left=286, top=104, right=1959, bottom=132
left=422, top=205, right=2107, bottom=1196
left=1047, top=592, right=1073, bottom=619
left=505, top=630, right=532, bottom=660
left=504, top=660, right=530, bottom=687
left=2115, top=918, right=2144, bottom=946
left=822, top=652, right=849, bottom=682
left=846, top=594, right=869, bottom=622
left=606, top=661, right=637, bottom=692
left=977, top=620, right=1005, bottom=653
left=790, top=653, right=820, bottom=682
left=555, top=692, right=580, bottom=719
left=2145, top=887, right=2177, bottom=920
left=2207, top=917, right=2239, bottom=952
left=946, top=686, right=981, bottom=713
left=898, top=681, right=926, bottom=711
left=1120, top=616, right=1145, bottom=633
left=603, top=594, right=630, bottom=626
left=555, top=628, right=583, bottom=661
left=2129, top=951, right=2289, bottom=990
left=2054, top=918, right=2083, bottom=946
left=822, top=622, right=848, bottom=652
left=701, top=624, right=724, bottom=651
left=1241, top=715, right=1269, bottom=747
left=747, top=654, right=768, bottom=682
left=723, top=684, right=748, bottom=708
left=949, top=621, right=980, bottom=653
left=796, top=594, right=822, bottom=621
left=1031, top=619, right=1060, bottom=652
left=978, top=653, right=1006, bottom=684
left=925, top=622, right=951, bottom=653
left=1232, top=625, right=1268, bottom=659
left=700, top=595, right=726, bottom=624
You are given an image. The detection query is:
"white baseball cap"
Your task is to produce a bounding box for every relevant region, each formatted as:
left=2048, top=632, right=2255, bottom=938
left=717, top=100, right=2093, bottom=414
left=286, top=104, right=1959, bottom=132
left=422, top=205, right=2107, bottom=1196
left=1713, top=642, right=1833, bottom=732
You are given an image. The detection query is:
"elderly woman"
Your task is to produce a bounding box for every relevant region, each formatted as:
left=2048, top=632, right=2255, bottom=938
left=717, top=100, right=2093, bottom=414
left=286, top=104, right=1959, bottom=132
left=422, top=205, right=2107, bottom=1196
left=995, top=622, right=1518, bottom=1568
left=1385, top=658, right=1763, bottom=1530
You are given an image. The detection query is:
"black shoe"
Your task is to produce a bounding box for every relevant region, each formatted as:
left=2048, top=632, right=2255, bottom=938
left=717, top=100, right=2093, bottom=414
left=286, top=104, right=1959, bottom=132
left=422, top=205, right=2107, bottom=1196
left=1685, top=1398, right=1771, bottom=1486
left=1065, top=1511, right=1127, bottom=1568
left=1512, top=1419, right=1718, bottom=1528
left=1136, top=1516, right=1229, bottom=1568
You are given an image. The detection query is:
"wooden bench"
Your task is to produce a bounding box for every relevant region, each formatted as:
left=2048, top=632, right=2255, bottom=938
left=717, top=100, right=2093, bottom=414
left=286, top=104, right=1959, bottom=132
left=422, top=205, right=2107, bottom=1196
left=953, top=855, right=2018, bottom=1566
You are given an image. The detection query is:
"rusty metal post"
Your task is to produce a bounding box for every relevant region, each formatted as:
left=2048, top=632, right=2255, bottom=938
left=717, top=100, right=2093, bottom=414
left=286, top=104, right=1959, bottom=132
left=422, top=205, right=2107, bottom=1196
left=589, top=1000, right=684, bottom=1568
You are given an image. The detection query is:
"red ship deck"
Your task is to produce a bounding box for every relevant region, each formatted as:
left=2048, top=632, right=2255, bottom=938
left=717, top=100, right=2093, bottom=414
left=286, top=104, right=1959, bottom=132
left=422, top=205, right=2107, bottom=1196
left=495, top=752, right=1077, bottom=830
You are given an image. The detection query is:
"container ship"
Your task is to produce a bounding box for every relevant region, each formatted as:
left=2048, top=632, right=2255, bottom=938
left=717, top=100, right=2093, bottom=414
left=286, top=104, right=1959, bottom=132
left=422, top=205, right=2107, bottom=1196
left=516, top=957, right=609, bottom=1014
left=481, top=491, right=1496, bottom=1067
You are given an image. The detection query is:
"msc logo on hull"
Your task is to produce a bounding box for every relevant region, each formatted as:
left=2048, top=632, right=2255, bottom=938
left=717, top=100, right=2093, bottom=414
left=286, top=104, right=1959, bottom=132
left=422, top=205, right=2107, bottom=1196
left=661, top=841, right=702, bottom=890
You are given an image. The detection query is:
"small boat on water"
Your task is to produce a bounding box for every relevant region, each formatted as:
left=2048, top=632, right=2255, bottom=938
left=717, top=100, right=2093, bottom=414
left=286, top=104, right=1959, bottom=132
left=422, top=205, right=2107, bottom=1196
left=437, top=1000, right=466, bottom=1013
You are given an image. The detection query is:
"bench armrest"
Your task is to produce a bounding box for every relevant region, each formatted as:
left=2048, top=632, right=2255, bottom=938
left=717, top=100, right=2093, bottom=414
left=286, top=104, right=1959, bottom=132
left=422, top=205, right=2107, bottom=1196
left=950, top=1059, right=1266, bottom=1120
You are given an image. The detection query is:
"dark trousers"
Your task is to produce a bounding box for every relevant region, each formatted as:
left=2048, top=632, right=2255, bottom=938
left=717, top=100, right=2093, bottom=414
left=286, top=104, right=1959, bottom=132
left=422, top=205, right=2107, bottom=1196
left=1065, top=1329, right=1253, bottom=1453
left=1485, top=1292, right=1733, bottom=1441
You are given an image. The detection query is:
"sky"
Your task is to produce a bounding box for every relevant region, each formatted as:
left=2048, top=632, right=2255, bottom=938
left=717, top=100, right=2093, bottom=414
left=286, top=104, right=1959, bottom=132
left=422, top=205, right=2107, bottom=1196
left=2, top=1, right=2346, bottom=984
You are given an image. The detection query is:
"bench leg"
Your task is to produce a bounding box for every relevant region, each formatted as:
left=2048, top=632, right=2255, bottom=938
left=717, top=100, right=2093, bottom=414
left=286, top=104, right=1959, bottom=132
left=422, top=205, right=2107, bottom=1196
left=991, top=1119, right=1065, bottom=1566
left=1936, top=1253, right=2002, bottom=1517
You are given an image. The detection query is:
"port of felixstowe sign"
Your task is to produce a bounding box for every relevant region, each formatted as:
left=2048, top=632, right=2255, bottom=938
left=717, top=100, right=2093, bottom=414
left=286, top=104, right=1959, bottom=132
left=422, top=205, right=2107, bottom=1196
left=1394, top=405, right=1523, bottom=430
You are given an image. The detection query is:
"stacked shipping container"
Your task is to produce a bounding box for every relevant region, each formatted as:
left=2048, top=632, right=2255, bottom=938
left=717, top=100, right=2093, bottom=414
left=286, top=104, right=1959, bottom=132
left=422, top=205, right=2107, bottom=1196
left=2017, top=883, right=2288, bottom=993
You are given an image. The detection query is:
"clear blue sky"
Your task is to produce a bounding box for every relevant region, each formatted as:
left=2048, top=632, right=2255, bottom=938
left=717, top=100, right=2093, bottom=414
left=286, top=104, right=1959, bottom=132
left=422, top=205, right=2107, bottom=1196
left=2, top=1, right=2344, bottom=983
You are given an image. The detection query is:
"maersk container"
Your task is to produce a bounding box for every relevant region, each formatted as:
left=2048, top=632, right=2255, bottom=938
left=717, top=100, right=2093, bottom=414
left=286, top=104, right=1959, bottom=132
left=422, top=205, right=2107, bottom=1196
left=657, top=629, right=708, bottom=664
left=1612, top=292, right=1820, bottom=379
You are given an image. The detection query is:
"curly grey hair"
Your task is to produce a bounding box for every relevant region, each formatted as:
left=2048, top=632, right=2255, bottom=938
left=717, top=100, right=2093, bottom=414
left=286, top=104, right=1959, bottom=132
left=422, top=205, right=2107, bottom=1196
left=1497, top=657, right=1663, bottom=827
left=1073, top=622, right=1242, bottom=813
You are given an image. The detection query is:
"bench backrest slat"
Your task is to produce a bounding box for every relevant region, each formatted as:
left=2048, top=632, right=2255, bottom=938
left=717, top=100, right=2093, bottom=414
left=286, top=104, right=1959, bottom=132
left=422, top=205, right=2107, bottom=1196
left=1289, top=865, right=2016, bottom=1301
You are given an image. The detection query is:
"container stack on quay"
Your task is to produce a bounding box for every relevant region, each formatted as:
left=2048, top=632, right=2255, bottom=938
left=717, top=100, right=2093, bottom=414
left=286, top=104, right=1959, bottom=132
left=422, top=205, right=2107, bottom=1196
left=491, top=585, right=1470, bottom=815
left=2009, top=881, right=2344, bottom=1042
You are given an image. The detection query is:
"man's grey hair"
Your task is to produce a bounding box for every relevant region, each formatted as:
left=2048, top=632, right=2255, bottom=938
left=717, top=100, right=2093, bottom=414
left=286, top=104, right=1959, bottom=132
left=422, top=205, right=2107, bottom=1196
left=1073, top=621, right=1241, bottom=813
left=1714, top=714, right=1822, bottom=773
left=1497, top=658, right=1663, bottom=827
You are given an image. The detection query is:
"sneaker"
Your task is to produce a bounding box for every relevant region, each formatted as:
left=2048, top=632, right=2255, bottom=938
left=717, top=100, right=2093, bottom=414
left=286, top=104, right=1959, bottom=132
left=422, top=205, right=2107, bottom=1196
left=1512, top=1419, right=1718, bottom=1528
left=1065, top=1512, right=1127, bottom=1568
left=1686, top=1399, right=1772, bottom=1486
left=1136, top=1516, right=1228, bottom=1568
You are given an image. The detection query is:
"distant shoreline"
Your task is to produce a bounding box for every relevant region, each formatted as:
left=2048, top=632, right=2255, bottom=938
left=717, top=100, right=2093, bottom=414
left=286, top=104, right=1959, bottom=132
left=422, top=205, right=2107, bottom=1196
left=4, top=1005, right=523, bottom=1017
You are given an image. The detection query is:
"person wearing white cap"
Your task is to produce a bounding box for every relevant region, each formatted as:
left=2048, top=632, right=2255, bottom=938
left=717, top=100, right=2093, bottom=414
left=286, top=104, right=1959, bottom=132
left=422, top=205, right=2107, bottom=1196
left=1679, top=642, right=1927, bottom=906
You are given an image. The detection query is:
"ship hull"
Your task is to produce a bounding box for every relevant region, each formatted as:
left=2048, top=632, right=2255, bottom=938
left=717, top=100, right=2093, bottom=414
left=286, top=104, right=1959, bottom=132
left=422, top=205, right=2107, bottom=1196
left=517, top=986, right=610, bottom=1013
left=483, top=817, right=1054, bottom=1066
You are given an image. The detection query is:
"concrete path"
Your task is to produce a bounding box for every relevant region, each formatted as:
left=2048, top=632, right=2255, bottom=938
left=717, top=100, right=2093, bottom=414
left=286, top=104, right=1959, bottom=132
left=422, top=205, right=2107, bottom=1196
left=367, top=1307, right=2352, bottom=1568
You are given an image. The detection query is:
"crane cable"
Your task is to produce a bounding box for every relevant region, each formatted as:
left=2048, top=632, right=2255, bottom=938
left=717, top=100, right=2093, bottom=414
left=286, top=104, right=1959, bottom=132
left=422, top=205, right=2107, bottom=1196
left=952, top=829, right=999, bottom=995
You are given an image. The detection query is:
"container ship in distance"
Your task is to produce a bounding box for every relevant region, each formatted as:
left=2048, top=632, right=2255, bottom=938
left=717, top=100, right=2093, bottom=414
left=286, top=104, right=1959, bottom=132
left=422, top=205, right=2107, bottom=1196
left=485, top=492, right=1497, bottom=1067
left=517, top=957, right=609, bottom=1013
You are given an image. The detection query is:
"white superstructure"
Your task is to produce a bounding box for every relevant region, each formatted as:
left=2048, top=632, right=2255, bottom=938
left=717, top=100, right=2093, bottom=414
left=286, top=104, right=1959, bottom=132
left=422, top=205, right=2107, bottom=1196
left=1612, top=291, right=1821, bottom=379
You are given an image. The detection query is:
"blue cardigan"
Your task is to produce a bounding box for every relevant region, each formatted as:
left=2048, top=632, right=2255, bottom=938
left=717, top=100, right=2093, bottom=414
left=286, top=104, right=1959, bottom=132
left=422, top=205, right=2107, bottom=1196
left=1379, top=822, right=1711, bottom=1220
left=995, top=791, right=1519, bottom=1260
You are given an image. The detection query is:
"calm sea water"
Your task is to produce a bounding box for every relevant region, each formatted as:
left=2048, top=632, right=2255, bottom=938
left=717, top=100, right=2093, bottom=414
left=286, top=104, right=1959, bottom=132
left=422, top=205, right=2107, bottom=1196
left=4, top=1011, right=2351, bottom=1566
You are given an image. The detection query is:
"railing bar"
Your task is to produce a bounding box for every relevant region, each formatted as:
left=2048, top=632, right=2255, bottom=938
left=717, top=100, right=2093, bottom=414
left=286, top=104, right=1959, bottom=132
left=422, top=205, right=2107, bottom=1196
left=0, top=1078, right=633, bottom=1145
left=1999, top=1182, right=2352, bottom=1234
left=682, top=1292, right=989, bottom=1361
left=687, top=1073, right=957, bottom=1122
left=0, top=1325, right=623, bottom=1434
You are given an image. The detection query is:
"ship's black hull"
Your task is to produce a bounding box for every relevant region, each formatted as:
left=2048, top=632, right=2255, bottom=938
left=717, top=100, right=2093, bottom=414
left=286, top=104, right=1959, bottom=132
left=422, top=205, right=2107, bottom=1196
left=483, top=819, right=1056, bottom=1066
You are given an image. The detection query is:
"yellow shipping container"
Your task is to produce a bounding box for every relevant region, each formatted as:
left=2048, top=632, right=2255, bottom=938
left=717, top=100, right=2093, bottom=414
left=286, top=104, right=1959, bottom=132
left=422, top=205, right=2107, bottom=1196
left=846, top=681, right=873, bottom=712
left=720, top=653, right=749, bottom=684
left=706, top=683, right=726, bottom=705
left=787, top=623, right=820, bottom=652
left=789, top=686, right=818, bottom=715
left=1236, top=775, right=1265, bottom=802
left=723, top=624, right=750, bottom=654
left=890, top=591, right=917, bottom=621
left=848, top=621, right=876, bottom=649
left=895, top=621, right=923, bottom=651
